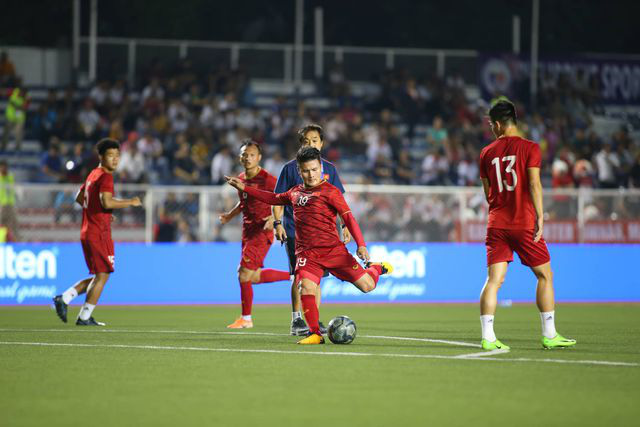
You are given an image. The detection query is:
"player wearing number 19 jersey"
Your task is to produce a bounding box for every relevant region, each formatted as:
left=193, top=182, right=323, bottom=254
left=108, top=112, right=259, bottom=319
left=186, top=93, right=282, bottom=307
left=225, top=146, right=393, bottom=344
left=52, top=138, right=142, bottom=326
left=477, top=98, right=575, bottom=350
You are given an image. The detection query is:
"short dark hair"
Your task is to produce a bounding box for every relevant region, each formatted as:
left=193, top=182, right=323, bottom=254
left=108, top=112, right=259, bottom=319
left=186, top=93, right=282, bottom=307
left=239, top=138, right=262, bottom=155
left=298, top=124, right=324, bottom=144
left=96, top=138, right=120, bottom=156
left=296, top=146, right=321, bottom=165
left=488, top=97, right=517, bottom=125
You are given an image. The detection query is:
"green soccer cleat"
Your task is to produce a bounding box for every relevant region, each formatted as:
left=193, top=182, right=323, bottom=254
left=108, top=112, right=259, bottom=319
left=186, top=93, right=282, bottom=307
left=481, top=338, right=510, bottom=350
left=542, top=334, right=576, bottom=349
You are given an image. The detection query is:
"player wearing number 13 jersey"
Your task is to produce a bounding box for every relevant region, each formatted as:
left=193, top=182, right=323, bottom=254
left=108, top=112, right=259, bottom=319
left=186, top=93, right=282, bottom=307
left=225, top=146, right=393, bottom=344
left=52, top=138, right=142, bottom=326
left=477, top=98, right=575, bottom=351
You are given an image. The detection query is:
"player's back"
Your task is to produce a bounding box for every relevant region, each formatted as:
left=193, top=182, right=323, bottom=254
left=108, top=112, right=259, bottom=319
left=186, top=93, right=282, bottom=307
left=238, top=168, right=276, bottom=232
left=290, top=181, right=345, bottom=253
left=479, top=136, right=542, bottom=230
left=81, top=167, right=114, bottom=238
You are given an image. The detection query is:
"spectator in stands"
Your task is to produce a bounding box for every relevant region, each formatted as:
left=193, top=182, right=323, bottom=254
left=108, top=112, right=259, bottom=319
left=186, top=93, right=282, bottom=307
left=141, top=77, right=165, bottom=103
left=370, top=152, right=394, bottom=184
left=211, top=145, right=233, bottom=185
left=0, top=51, right=16, bottom=86
left=154, top=206, right=177, bottom=242
left=394, top=149, right=416, bottom=185
left=109, top=79, right=126, bottom=106
left=40, top=141, right=65, bottom=183
left=594, top=141, right=620, bottom=188
left=119, top=141, right=146, bottom=183
left=551, top=158, right=575, bottom=219
left=420, top=148, right=450, bottom=185
left=456, top=146, right=479, bottom=186
left=426, top=115, right=449, bottom=149
left=89, top=81, right=110, bottom=112
left=0, top=160, right=19, bottom=240
left=264, top=149, right=286, bottom=177
left=176, top=216, right=197, bottom=243
left=2, top=78, right=29, bottom=151
left=173, top=139, right=198, bottom=185
left=76, top=98, right=103, bottom=140
left=629, top=152, right=640, bottom=189
left=66, top=142, right=89, bottom=183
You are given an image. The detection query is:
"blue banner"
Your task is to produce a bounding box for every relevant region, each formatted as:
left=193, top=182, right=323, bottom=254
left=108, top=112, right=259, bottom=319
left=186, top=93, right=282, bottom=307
left=0, top=242, right=639, bottom=305
left=479, top=53, right=640, bottom=105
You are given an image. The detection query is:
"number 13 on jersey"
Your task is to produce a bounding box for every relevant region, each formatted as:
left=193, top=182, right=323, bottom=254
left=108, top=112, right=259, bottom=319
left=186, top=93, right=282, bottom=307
left=491, top=155, right=517, bottom=192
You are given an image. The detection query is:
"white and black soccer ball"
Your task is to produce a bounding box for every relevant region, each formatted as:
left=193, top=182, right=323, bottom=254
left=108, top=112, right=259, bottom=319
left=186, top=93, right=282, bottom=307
left=327, top=315, right=357, bottom=344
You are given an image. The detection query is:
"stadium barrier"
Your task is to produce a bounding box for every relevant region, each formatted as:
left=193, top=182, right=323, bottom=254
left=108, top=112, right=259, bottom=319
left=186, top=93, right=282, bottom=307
left=12, top=184, right=640, bottom=244
left=1, top=242, right=638, bottom=305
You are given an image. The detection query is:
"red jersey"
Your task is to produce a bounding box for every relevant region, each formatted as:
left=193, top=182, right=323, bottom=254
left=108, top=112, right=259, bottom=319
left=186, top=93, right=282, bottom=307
left=80, top=167, right=114, bottom=238
left=238, top=168, right=277, bottom=236
left=247, top=180, right=350, bottom=254
left=479, top=136, right=542, bottom=229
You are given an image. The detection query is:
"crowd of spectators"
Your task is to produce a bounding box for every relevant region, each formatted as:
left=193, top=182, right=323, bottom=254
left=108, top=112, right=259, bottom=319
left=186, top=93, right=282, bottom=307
left=2, top=51, right=640, bottom=242
left=0, top=52, right=636, bottom=192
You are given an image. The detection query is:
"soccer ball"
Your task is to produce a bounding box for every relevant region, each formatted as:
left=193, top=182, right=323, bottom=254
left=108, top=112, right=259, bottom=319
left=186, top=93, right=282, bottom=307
left=327, top=315, right=357, bottom=344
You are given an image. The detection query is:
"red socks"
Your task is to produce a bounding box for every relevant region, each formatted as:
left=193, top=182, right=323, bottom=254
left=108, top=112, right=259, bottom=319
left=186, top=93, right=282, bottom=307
left=240, top=281, right=253, bottom=316
left=258, top=269, right=290, bottom=283
left=301, top=294, right=320, bottom=334
left=365, top=264, right=383, bottom=287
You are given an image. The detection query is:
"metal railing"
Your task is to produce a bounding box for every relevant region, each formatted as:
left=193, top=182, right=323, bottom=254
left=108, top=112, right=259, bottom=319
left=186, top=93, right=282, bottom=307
left=79, top=36, right=479, bottom=86
left=10, top=184, right=640, bottom=244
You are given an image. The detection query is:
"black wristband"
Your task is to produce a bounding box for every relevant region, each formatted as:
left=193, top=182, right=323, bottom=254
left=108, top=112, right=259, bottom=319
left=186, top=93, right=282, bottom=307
left=274, top=220, right=282, bottom=227
left=341, top=223, right=347, bottom=229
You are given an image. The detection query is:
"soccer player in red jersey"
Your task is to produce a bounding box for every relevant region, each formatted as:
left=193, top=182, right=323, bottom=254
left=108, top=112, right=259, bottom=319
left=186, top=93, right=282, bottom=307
left=478, top=99, right=576, bottom=350
left=219, top=140, right=290, bottom=328
left=225, top=146, right=393, bottom=344
left=53, top=138, right=142, bottom=326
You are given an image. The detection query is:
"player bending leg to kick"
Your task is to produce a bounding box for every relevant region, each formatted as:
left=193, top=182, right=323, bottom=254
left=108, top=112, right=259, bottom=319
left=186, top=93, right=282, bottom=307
left=53, top=138, right=142, bottom=326
left=226, top=146, right=393, bottom=344
left=478, top=98, right=575, bottom=350
left=273, top=124, right=350, bottom=336
left=220, top=140, right=290, bottom=328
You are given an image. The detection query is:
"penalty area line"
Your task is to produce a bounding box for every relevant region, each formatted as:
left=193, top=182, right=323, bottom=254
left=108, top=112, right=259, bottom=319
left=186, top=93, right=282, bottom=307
left=0, top=341, right=637, bottom=367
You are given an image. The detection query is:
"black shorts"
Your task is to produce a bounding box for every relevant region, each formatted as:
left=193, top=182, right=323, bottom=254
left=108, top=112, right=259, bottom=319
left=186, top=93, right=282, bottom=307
left=286, top=237, right=329, bottom=278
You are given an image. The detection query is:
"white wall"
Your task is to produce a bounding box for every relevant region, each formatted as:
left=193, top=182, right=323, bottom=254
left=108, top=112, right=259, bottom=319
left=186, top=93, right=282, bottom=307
left=1, top=46, right=71, bottom=86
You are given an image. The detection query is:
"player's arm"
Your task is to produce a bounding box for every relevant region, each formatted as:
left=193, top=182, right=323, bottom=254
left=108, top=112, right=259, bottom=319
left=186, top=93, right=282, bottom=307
left=219, top=201, right=241, bottom=225
left=481, top=178, right=490, bottom=203
left=224, top=176, right=290, bottom=206
left=527, top=167, right=544, bottom=243
left=272, top=167, right=291, bottom=241
left=329, top=189, right=368, bottom=261
left=328, top=164, right=351, bottom=244
left=75, top=187, right=85, bottom=206
left=100, top=192, right=142, bottom=210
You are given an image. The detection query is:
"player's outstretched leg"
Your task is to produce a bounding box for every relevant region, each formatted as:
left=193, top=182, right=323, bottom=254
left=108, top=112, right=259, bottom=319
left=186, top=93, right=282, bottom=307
left=531, top=263, right=576, bottom=349
left=297, top=278, right=324, bottom=345
left=76, top=273, right=109, bottom=326
left=53, top=277, right=92, bottom=323
left=479, top=262, right=510, bottom=350
left=351, top=261, right=394, bottom=293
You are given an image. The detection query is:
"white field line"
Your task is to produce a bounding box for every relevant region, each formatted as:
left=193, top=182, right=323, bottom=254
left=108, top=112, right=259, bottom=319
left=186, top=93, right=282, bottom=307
left=0, top=341, right=637, bottom=367
left=0, top=328, right=480, bottom=348
left=455, top=348, right=510, bottom=358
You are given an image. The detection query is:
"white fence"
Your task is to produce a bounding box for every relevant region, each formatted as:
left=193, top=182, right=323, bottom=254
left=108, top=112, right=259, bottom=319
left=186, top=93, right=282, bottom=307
left=11, top=184, right=640, bottom=244
left=79, top=36, right=478, bottom=86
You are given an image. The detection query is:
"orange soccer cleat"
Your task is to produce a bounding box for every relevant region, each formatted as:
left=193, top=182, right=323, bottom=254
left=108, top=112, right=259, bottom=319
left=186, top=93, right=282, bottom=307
left=297, top=333, right=325, bottom=345
left=227, top=317, right=254, bottom=329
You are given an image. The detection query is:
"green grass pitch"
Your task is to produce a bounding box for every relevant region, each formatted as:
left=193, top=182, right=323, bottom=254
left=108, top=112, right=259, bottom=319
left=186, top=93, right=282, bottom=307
left=1, top=303, right=639, bottom=426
